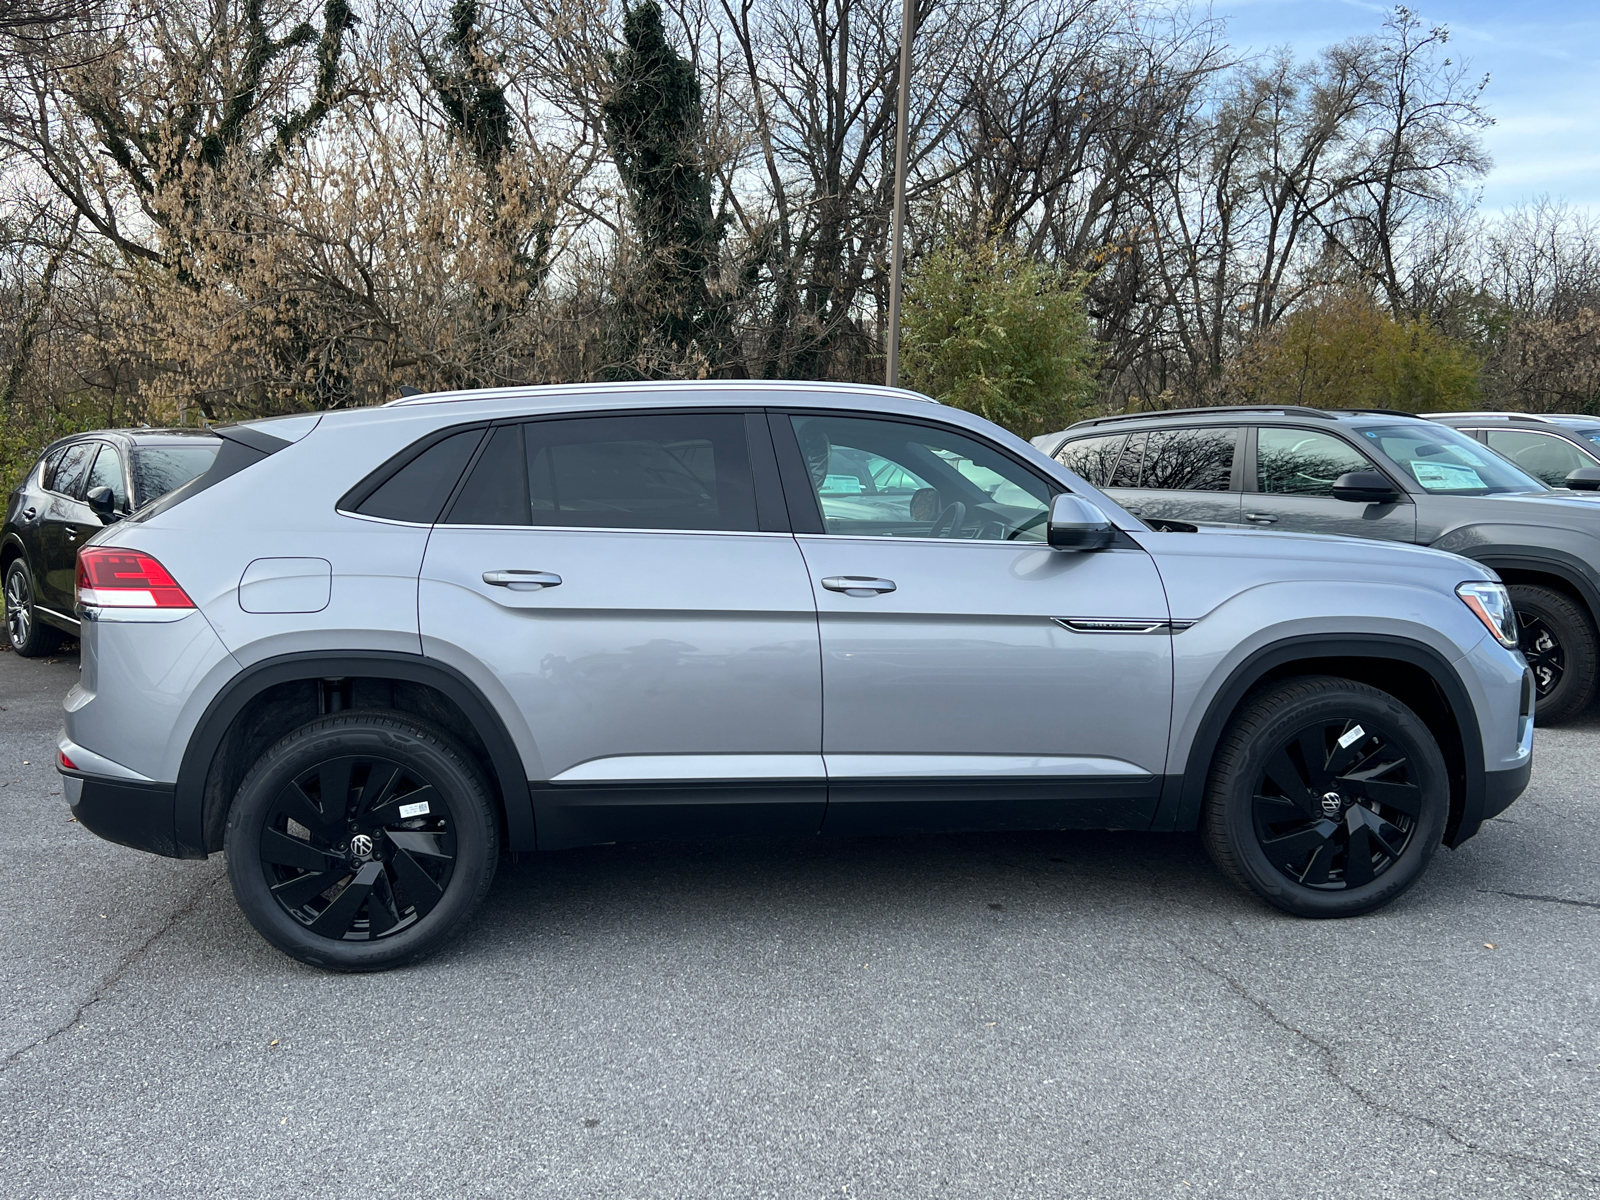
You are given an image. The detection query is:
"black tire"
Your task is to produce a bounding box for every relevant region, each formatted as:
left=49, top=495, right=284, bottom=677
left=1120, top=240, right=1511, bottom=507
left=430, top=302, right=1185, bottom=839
left=224, top=712, right=498, bottom=971
left=4, top=559, right=64, bottom=657
left=1508, top=583, right=1597, bottom=726
left=1202, top=675, right=1449, bottom=919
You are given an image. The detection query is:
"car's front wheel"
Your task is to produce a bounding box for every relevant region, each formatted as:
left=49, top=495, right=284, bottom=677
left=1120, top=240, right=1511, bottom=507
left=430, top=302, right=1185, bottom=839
left=1508, top=583, right=1596, bottom=725
left=224, top=712, right=499, bottom=971
left=5, top=559, right=63, bottom=657
left=1202, top=676, right=1449, bottom=918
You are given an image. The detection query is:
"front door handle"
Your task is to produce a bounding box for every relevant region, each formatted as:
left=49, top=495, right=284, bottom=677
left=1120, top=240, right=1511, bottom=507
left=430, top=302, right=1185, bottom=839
left=1244, top=512, right=1278, bottom=525
left=483, top=570, right=562, bottom=591
left=821, top=576, right=897, bottom=597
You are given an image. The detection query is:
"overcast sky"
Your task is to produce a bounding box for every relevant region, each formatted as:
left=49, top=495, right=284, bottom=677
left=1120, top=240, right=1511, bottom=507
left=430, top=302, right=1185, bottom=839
left=1210, top=0, right=1600, bottom=214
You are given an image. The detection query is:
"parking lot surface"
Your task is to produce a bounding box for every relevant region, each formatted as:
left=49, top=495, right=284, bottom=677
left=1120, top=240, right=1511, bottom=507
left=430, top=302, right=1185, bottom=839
left=1, top=646, right=1597, bottom=1199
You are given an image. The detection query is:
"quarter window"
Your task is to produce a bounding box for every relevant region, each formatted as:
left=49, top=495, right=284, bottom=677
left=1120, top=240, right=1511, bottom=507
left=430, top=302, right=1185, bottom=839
left=356, top=428, right=487, bottom=523
left=48, top=442, right=95, bottom=498
left=1256, top=429, right=1374, bottom=496
left=789, top=414, right=1051, bottom=541
left=1056, top=434, right=1127, bottom=487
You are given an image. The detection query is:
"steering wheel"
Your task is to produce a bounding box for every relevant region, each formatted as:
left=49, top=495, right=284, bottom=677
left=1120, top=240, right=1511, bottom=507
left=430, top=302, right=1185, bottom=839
left=928, top=501, right=967, bottom=539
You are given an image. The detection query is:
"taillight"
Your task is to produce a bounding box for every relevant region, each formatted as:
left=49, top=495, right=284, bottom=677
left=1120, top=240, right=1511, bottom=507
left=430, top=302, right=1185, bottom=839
left=76, top=547, right=195, bottom=609
left=58, top=749, right=78, bottom=771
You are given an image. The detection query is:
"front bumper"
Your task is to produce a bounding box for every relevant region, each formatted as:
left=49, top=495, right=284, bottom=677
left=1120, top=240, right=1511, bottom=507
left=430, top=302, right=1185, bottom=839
left=64, top=771, right=193, bottom=859
left=1482, top=758, right=1531, bottom=823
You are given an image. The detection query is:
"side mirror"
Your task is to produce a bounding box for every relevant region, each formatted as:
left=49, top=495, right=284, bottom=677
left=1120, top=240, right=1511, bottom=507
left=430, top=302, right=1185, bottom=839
left=85, top=485, right=121, bottom=523
left=1331, top=471, right=1400, bottom=504
left=1565, top=467, right=1600, bottom=491
left=1047, top=494, right=1114, bottom=551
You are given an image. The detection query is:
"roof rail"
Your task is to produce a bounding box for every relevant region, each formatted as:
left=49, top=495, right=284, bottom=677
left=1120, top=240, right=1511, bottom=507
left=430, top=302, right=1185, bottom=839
left=1071, top=404, right=1337, bottom=428
left=1420, top=411, right=1558, bottom=423
left=1327, top=408, right=1421, bottom=419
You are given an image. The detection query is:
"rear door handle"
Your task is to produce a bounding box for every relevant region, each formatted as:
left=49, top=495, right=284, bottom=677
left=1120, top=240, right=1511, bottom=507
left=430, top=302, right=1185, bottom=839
left=482, top=570, right=562, bottom=591
left=22, top=507, right=36, bottom=521
left=1244, top=512, right=1278, bottom=525
left=821, top=576, right=897, bottom=597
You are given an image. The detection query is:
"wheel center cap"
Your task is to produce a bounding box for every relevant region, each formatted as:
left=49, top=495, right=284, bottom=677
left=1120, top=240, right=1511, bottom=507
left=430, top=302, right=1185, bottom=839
left=1320, top=791, right=1345, bottom=819
left=349, top=833, right=375, bottom=861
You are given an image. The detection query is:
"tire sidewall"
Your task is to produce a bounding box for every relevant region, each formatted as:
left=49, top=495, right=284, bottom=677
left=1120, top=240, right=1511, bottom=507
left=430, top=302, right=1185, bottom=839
left=1509, top=584, right=1596, bottom=725
left=1216, top=686, right=1448, bottom=918
left=6, top=559, right=57, bottom=657
left=225, top=715, right=497, bottom=971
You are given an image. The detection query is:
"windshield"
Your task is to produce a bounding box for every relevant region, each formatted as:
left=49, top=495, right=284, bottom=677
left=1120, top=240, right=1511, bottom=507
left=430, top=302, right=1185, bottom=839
left=131, top=445, right=220, bottom=506
left=1359, top=425, right=1546, bottom=495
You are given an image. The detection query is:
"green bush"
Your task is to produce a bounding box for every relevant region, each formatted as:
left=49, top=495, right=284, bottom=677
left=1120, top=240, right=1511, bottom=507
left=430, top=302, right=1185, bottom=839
left=901, top=239, right=1100, bottom=440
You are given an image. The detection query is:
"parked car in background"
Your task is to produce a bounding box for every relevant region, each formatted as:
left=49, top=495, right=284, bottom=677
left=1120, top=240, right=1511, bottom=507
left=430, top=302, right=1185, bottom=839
left=1039, top=405, right=1600, bottom=723
left=4, top=428, right=219, bottom=656
left=1422, top=412, right=1600, bottom=491
left=60, top=384, right=1529, bottom=971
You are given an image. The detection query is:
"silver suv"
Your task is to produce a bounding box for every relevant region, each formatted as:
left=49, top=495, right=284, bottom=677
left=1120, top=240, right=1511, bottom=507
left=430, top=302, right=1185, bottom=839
left=60, top=384, right=1533, bottom=970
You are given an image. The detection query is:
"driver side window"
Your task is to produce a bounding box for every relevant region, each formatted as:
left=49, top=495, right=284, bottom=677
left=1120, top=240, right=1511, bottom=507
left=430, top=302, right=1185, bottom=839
left=789, top=414, right=1051, bottom=541
left=1256, top=428, right=1374, bottom=497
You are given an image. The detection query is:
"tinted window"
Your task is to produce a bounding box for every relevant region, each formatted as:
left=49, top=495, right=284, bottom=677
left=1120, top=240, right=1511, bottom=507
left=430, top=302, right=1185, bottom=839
left=1482, top=430, right=1596, bottom=489
left=1256, top=429, right=1374, bottom=496
left=446, top=425, right=527, bottom=525
left=1360, top=424, right=1544, bottom=495
left=1108, top=432, right=1145, bottom=488
left=131, top=446, right=220, bottom=506
left=1139, top=427, right=1237, bottom=492
left=85, top=444, right=128, bottom=510
left=1056, top=434, right=1126, bottom=486
left=789, top=414, right=1051, bottom=541
left=357, top=428, right=486, bottom=523
left=49, top=442, right=95, bottom=498
left=449, top=413, right=758, bottom=532
left=37, top=447, right=65, bottom=488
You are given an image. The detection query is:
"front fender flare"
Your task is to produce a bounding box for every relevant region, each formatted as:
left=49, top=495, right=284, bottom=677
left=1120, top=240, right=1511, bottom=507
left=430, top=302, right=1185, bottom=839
left=1162, top=634, right=1486, bottom=849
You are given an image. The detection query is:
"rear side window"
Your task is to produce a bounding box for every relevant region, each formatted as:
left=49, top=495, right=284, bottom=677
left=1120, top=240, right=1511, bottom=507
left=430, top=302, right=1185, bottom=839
left=447, top=413, right=758, bottom=532
left=355, top=428, right=486, bottom=523
left=1056, top=434, right=1126, bottom=486
left=49, top=442, right=95, bottom=498
left=1138, top=427, right=1237, bottom=492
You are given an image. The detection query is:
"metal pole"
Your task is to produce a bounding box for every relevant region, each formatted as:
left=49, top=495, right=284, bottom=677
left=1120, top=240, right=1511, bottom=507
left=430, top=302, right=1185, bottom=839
left=884, top=0, right=915, bottom=388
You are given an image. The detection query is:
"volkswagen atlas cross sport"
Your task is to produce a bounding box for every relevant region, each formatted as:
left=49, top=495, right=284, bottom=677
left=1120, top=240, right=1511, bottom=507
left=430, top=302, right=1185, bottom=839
left=1039, top=406, right=1600, bottom=723
left=59, top=383, right=1533, bottom=971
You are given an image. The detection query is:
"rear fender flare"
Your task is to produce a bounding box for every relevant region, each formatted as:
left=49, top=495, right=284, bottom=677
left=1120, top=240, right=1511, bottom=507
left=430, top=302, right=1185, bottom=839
left=175, top=651, right=534, bottom=855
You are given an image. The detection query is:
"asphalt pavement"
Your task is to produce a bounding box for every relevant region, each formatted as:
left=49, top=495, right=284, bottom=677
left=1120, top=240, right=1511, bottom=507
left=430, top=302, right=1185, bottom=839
left=1, top=644, right=1597, bottom=1199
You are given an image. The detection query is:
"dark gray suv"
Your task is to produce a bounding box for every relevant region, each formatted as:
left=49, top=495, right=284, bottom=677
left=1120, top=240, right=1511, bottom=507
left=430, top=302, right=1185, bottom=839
left=1040, top=405, right=1600, bottom=722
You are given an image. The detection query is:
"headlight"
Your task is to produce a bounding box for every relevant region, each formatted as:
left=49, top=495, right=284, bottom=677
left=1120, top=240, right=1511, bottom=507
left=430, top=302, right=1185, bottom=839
left=1457, top=581, right=1519, bottom=649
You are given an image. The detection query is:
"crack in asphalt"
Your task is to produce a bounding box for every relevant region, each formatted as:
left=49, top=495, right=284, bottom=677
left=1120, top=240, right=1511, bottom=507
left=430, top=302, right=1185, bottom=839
left=1175, top=944, right=1596, bottom=1185
left=1481, top=889, right=1600, bottom=911
left=0, top=869, right=225, bottom=1075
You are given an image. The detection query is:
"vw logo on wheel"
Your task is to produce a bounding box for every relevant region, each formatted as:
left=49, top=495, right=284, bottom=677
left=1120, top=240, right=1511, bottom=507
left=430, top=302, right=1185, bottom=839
left=349, top=834, right=375, bottom=860
left=1320, top=792, right=1344, bottom=819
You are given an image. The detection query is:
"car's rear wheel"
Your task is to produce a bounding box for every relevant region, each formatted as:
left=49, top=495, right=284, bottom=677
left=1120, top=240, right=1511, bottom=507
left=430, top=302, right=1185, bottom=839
left=1508, top=583, right=1596, bottom=725
left=5, top=560, right=64, bottom=657
left=1202, top=676, right=1449, bottom=918
left=224, top=712, right=498, bottom=971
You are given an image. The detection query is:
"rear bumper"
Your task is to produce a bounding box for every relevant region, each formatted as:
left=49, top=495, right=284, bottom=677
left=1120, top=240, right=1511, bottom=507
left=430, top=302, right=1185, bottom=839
left=63, top=771, right=199, bottom=859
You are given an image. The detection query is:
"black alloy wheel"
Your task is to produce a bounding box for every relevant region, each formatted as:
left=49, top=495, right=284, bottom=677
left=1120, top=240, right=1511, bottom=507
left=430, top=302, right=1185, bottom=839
left=1507, top=583, right=1597, bottom=725
left=1203, top=676, right=1448, bottom=918
left=258, top=754, right=458, bottom=941
left=1249, top=718, right=1419, bottom=891
left=226, top=713, right=497, bottom=971
left=5, top=560, right=63, bottom=657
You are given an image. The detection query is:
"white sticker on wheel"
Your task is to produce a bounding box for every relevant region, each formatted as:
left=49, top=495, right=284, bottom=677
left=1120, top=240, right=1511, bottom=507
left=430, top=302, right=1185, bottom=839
left=1337, top=725, right=1366, bottom=749
left=398, top=800, right=431, bottom=819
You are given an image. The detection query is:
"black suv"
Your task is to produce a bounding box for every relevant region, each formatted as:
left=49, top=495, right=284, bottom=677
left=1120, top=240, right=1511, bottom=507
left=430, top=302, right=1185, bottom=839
left=1422, top=412, right=1600, bottom=491
left=1039, top=405, right=1600, bottom=723
left=3, top=428, right=218, bottom=656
